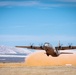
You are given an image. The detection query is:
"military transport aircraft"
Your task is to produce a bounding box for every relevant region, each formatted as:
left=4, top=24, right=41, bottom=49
left=16, top=42, right=76, bottom=57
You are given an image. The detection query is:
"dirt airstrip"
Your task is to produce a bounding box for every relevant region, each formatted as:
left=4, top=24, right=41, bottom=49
left=0, top=52, right=76, bottom=75
left=0, top=66, right=76, bottom=75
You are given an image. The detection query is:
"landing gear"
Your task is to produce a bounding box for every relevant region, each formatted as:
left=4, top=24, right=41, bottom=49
left=44, top=52, right=49, bottom=56
left=46, top=53, right=49, bottom=56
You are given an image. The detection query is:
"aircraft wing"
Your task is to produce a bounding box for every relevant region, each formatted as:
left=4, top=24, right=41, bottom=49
left=55, top=46, right=76, bottom=50
left=16, top=46, right=44, bottom=50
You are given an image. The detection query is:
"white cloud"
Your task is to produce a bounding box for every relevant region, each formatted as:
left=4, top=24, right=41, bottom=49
left=0, top=1, right=76, bottom=8
left=0, top=1, right=40, bottom=7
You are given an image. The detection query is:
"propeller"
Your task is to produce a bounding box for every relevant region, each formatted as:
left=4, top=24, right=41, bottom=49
left=59, top=44, right=63, bottom=48
left=55, top=41, right=63, bottom=50
left=68, top=43, right=72, bottom=48
left=30, top=43, right=34, bottom=48
left=39, top=43, right=43, bottom=49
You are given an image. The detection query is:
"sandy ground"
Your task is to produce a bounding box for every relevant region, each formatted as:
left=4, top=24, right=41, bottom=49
left=0, top=66, right=76, bottom=75
left=0, top=51, right=76, bottom=75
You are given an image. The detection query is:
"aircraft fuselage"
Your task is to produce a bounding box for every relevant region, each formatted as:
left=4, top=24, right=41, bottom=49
left=43, top=46, right=59, bottom=57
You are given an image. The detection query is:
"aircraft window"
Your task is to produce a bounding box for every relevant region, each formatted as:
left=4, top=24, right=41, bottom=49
left=44, top=43, right=51, bottom=47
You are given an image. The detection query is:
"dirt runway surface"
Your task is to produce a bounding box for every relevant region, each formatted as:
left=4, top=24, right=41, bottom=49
left=0, top=66, right=76, bottom=75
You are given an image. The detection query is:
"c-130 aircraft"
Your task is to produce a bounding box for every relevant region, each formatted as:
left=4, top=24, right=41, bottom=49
left=16, top=42, right=76, bottom=57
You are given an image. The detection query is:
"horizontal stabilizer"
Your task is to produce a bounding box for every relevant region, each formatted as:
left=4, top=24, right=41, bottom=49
left=60, top=52, right=73, bottom=54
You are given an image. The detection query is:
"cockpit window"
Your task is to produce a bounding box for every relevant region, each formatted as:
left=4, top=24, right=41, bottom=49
left=44, top=42, right=51, bottom=47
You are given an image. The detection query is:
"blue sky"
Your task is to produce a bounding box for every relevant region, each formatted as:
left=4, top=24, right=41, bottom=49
left=0, top=0, right=76, bottom=46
